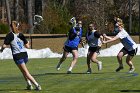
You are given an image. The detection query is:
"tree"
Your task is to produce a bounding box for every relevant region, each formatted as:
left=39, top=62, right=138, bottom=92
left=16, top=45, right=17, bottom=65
left=27, top=0, right=33, bottom=48
left=35, top=0, right=42, bottom=15
left=27, top=0, right=33, bottom=34
left=13, top=0, right=19, bottom=21
left=0, top=0, right=5, bottom=22
left=5, top=0, right=11, bottom=26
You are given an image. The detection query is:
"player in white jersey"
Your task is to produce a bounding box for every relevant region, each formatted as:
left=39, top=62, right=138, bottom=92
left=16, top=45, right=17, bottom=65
left=85, top=23, right=103, bottom=74
left=103, top=22, right=138, bottom=73
left=0, top=21, right=41, bottom=90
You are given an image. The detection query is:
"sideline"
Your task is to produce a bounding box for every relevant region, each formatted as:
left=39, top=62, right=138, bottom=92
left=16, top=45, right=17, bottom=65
left=0, top=34, right=67, bottom=39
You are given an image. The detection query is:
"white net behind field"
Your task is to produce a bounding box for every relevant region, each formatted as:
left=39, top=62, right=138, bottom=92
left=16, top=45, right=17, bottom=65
left=0, top=43, right=140, bottom=59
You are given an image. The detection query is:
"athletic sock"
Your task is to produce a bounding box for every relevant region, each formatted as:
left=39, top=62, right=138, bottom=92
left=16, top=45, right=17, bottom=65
left=27, top=79, right=32, bottom=86
left=97, top=61, right=100, bottom=64
left=131, top=66, right=135, bottom=69
left=34, top=82, right=39, bottom=87
left=68, top=67, right=73, bottom=71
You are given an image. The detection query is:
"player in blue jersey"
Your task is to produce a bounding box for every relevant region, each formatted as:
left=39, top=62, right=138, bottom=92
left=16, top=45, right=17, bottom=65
left=0, top=21, right=41, bottom=90
left=56, top=20, right=83, bottom=74
left=103, top=21, right=138, bottom=73
left=85, top=23, right=103, bottom=74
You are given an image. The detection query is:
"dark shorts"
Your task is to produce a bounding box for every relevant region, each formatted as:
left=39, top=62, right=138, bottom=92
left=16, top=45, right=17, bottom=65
left=88, top=46, right=101, bottom=53
left=123, top=47, right=138, bottom=56
left=14, top=56, right=28, bottom=65
left=63, top=45, right=78, bottom=53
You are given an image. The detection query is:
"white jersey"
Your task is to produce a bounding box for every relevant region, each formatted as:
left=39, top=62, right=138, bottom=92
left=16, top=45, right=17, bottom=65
left=116, top=28, right=137, bottom=51
left=86, top=30, right=102, bottom=47
left=4, top=32, right=27, bottom=55
left=11, top=32, right=26, bottom=54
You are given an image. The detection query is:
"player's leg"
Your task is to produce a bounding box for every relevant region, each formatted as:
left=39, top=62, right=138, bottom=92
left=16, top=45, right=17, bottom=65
left=56, top=50, right=69, bottom=70
left=86, top=52, right=92, bottom=73
left=126, top=48, right=137, bottom=73
left=90, top=52, right=102, bottom=71
left=126, top=55, right=135, bottom=73
left=14, top=57, right=34, bottom=90
left=17, top=63, right=41, bottom=90
left=17, top=58, right=33, bottom=90
left=22, top=74, right=33, bottom=90
left=67, top=50, right=78, bottom=74
left=23, top=57, right=33, bottom=90
left=116, top=48, right=127, bottom=72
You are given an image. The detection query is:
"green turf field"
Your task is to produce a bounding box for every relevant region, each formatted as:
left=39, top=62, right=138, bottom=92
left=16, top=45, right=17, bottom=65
left=0, top=56, right=140, bottom=93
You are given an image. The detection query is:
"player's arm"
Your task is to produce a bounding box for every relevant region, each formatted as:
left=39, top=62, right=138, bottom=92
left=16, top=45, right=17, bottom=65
left=68, top=28, right=77, bottom=40
left=99, top=35, right=104, bottom=44
left=85, top=32, right=89, bottom=44
left=25, top=41, right=30, bottom=48
left=0, top=32, right=14, bottom=52
left=19, top=33, right=30, bottom=48
left=94, top=31, right=103, bottom=43
left=78, top=30, right=85, bottom=48
left=103, top=34, right=113, bottom=40
left=103, top=36, right=119, bottom=44
left=0, top=44, right=7, bottom=52
left=79, top=38, right=85, bottom=48
left=94, top=31, right=105, bottom=45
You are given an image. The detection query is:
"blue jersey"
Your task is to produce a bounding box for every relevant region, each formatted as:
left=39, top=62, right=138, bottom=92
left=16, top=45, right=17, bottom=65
left=65, top=27, right=82, bottom=47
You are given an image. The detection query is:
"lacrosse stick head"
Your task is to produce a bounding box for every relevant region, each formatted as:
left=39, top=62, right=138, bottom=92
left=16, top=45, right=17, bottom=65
left=34, top=15, right=44, bottom=25
left=69, top=17, right=76, bottom=27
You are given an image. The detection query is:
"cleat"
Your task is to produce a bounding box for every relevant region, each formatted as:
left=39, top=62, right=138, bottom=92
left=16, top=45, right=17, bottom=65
left=97, top=61, right=102, bottom=71
left=56, top=67, right=60, bottom=71
left=67, top=71, right=72, bottom=74
left=56, top=64, right=61, bottom=71
left=86, top=68, right=92, bottom=74
left=26, top=85, right=33, bottom=90
left=35, top=85, right=41, bottom=91
left=116, top=66, right=124, bottom=72
left=128, top=68, right=135, bottom=73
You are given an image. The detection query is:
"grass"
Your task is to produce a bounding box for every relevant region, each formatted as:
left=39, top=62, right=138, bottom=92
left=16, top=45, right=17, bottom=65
left=0, top=56, right=140, bottom=93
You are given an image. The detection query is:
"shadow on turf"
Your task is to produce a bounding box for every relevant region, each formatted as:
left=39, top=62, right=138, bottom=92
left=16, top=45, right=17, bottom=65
left=0, top=89, right=36, bottom=92
left=33, top=72, right=104, bottom=76
left=119, top=90, right=140, bottom=92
